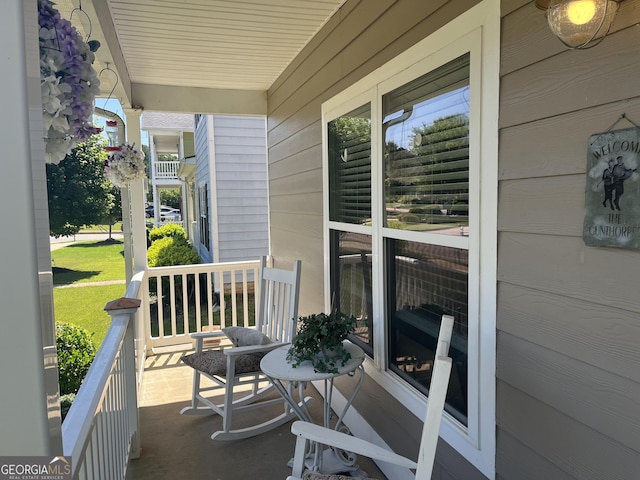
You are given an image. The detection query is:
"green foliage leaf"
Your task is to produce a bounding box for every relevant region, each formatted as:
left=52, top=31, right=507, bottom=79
left=287, top=312, right=357, bottom=373
left=56, top=323, right=97, bottom=395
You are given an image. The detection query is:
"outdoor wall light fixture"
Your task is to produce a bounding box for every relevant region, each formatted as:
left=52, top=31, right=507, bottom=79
left=535, top=0, right=622, bottom=49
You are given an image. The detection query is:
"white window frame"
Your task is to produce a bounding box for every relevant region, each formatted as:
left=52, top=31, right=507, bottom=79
left=321, top=1, right=498, bottom=477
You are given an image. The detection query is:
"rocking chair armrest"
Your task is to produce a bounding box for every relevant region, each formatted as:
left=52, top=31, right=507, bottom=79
left=190, top=330, right=226, bottom=352
left=290, top=421, right=418, bottom=470
left=223, top=342, right=287, bottom=356
left=191, top=330, right=226, bottom=339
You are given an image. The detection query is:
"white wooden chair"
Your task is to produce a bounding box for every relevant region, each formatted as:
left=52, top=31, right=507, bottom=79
left=180, top=256, right=303, bottom=440
left=286, top=315, right=455, bottom=480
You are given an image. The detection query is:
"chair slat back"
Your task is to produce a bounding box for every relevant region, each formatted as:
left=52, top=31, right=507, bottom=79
left=415, top=314, right=455, bottom=480
left=256, top=257, right=302, bottom=344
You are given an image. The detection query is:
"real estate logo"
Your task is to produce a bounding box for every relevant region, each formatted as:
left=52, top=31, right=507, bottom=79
left=0, top=456, right=71, bottom=480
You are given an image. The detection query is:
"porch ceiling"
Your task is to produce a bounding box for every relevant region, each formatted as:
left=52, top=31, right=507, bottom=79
left=57, top=0, right=345, bottom=114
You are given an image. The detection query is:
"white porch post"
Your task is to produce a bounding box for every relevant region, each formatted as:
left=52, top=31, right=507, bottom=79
left=150, top=134, right=160, bottom=225
left=0, top=0, right=59, bottom=455
left=123, top=108, right=147, bottom=273
left=121, top=186, right=134, bottom=283
left=122, top=107, right=145, bottom=458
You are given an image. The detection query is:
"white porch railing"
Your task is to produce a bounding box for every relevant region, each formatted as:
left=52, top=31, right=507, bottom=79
left=152, top=161, right=180, bottom=178
left=59, top=260, right=263, bottom=479
left=61, top=271, right=145, bottom=480
left=146, top=259, right=262, bottom=349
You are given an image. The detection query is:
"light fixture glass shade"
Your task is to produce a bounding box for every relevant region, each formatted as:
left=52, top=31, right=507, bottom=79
left=547, top=0, right=619, bottom=48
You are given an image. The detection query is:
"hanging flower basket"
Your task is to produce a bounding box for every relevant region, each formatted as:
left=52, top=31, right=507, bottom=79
left=105, top=144, right=146, bottom=187
left=39, top=0, right=101, bottom=163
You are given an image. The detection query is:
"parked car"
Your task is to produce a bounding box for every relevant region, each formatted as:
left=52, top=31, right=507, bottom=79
left=160, top=207, right=181, bottom=222
left=146, top=204, right=181, bottom=222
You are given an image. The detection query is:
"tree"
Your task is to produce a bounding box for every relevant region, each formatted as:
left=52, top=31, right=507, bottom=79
left=160, top=189, right=181, bottom=209
left=47, top=135, right=115, bottom=237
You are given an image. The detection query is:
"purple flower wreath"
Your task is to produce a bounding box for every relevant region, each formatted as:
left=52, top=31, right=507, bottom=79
left=39, top=0, right=101, bottom=163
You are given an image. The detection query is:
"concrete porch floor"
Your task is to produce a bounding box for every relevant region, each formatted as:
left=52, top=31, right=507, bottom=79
left=126, top=348, right=387, bottom=480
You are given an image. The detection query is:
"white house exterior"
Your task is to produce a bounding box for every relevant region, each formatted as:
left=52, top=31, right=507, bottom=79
left=193, top=114, right=270, bottom=264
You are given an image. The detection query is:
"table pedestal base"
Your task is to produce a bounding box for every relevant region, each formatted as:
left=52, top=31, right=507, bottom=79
left=287, top=447, right=370, bottom=478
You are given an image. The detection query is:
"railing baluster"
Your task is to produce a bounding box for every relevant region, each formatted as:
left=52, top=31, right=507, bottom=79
left=206, top=270, right=214, bottom=330
left=169, top=275, right=177, bottom=337
left=157, top=275, right=165, bottom=338
left=182, top=273, right=189, bottom=335
left=242, top=269, right=249, bottom=327
left=195, top=271, right=202, bottom=333
left=231, top=270, right=238, bottom=326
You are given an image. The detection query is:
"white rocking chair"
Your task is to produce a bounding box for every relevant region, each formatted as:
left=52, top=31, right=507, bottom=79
left=286, top=314, right=455, bottom=480
left=180, top=256, right=303, bottom=440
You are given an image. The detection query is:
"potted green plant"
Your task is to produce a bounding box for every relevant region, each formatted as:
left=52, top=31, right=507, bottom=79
left=286, top=311, right=357, bottom=373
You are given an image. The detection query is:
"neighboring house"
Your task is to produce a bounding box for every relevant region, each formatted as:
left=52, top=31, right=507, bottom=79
left=141, top=112, right=269, bottom=265
left=5, top=1, right=640, bottom=479
left=192, top=114, right=270, bottom=264
left=141, top=112, right=195, bottom=232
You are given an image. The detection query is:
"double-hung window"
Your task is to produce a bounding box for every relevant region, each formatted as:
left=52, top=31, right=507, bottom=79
left=322, top=3, right=498, bottom=477
left=198, top=184, right=210, bottom=250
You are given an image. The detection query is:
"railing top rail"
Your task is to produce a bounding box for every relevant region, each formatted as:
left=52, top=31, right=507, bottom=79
left=125, top=270, right=146, bottom=297
left=147, top=259, right=261, bottom=275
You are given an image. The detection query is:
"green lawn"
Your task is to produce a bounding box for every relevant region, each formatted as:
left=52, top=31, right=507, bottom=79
left=52, top=240, right=126, bottom=348
left=52, top=240, right=126, bottom=285
left=54, top=284, right=126, bottom=349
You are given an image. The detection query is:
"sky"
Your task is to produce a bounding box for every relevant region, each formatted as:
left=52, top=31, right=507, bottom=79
left=93, top=98, right=149, bottom=147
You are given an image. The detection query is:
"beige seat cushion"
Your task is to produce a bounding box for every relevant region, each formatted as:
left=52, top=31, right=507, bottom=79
left=222, top=326, right=271, bottom=347
left=181, top=350, right=261, bottom=376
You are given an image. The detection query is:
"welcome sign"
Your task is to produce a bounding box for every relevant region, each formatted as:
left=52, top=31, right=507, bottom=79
left=584, top=126, right=640, bottom=249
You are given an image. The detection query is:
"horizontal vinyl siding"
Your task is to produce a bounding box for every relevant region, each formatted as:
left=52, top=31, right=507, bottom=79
left=267, top=0, right=484, bottom=478
left=497, top=0, right=640, bottom=478
left=213, top=115, right=269, bottom=263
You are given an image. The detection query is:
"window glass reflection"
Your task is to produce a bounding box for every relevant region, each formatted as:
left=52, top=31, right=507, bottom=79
left=328, top=104, right=372, bottom=225
left=330, top=230, right=373, bottom=356
left=383, top=54, right=470, bottom=236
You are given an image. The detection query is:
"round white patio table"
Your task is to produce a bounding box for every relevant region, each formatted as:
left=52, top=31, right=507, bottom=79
left=260, top=341, right=366, bottom=477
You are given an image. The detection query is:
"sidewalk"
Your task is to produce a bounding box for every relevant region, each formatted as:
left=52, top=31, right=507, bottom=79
left=54, top=279, right=126, bottom=288
left=50, top=231, right=124, bottom=251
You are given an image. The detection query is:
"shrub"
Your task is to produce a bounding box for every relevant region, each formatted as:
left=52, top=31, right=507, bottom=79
left=147, top=236, right=174, bottom=267
left=155, top=241, right=201, bottom=267
left=147, top=236, right=200, bottom=267
left=56, top=323, right=96, bottom=396
left=148, top=223, right=187, bottom=243
left=60, top=393, right=75, bottom=421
